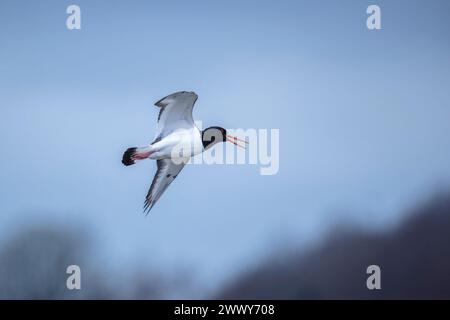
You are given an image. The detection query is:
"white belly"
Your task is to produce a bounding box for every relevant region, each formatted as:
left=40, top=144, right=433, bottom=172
left=149, top=128, right=203, bottom=160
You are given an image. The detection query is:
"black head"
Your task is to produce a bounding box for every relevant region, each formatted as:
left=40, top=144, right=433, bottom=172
left=201, top=126, right=227, bottom=149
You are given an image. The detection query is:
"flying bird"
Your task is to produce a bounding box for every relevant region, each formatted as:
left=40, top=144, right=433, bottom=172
left=122, top=91, right=247, bottom=214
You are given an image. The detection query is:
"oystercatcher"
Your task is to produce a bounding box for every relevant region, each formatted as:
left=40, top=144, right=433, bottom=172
left=122, top=91, right=247, bottom=214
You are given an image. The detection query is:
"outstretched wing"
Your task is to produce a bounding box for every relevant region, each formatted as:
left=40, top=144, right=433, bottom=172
left=154, top=91, right=198, bottom=138
left=144, top=159, right=185, bottom=213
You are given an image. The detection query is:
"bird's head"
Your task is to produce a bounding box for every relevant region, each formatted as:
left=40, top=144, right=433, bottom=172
left=201, top=126, right=248, bottom=150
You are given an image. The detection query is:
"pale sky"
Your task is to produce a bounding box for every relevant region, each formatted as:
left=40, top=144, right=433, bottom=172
left=1, top=0, right=450, bottom=295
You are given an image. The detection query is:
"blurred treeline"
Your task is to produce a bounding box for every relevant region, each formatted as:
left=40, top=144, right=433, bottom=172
left=218, top=193, right=450, bottom=299
left=1, top=193, right=450, bottom=299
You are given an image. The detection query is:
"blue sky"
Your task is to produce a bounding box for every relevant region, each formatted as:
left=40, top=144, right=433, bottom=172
left=1, top=0, right=450, bottom=295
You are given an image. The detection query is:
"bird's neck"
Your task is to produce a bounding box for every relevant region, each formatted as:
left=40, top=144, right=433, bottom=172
left=201, top=130, right=213, bottom=149
left=200, top=130, right=216, bottom=150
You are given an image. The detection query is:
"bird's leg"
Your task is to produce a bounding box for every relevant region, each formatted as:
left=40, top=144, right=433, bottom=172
left=131, top=147, right=153, bottom=160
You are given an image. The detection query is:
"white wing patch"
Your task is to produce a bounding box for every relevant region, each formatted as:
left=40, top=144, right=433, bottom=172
left=144, top=159, right=185, bottom=213
left=154, top=91, right=198, bottom=139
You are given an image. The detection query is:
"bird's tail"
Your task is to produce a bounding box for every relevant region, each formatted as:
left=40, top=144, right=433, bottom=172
left=122, top=147, right=152, bottom=166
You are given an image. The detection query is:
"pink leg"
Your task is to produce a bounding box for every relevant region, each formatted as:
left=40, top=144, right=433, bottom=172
left=132, top=151, right=152, bottom=160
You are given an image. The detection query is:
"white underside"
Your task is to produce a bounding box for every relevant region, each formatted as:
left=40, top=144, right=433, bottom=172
left=148, top=127, right=203, bottom=160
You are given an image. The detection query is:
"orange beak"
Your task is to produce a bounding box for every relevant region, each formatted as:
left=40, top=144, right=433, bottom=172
left=226, top=134, right=248, bottom=149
